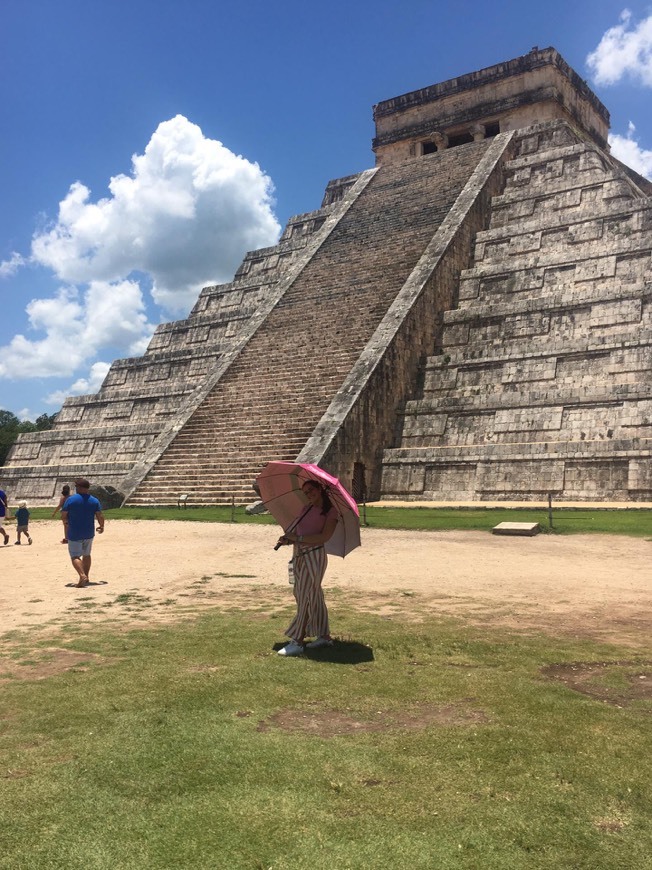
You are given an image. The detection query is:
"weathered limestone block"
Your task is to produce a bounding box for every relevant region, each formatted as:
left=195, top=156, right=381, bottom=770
left=574, top=256, right=617, bottom=282
left=400, top=414, right=448, bottom=439
left=55, top=405, right=85, bottom=423
left=492, top=521, right=540, bottom=535
left=590, top=299, right=641, bottom=328
left=60, top=440, right=94, bottom=457
left=502, top=358, right=557, bottom=383
left=476, top=460, right=565, bottom=493
left=616, top=252, right=652, bottom=279
left=563, top=460, right=629, bottom=498
left=568, top=220, right=604, bottom=244
left=423, top=364, right=458, bottom=392
left=7, top=440, right=42, bottom=461
left=380, top=463, right=426, bottom=495
left=554, top=353, right=611, bottom=383
left=503, top=313, right=550, bottom=338
left=443, top=413, right=494, bottom=445
left=458, top=276, right=480, bottom=302
left=622, top=399, right=652, bottom=427
left=511, top=166, right=532, bottom=186
left=554, top=187, right=583, bottom=211
left=493, top=407, right=564, bottom=433
left=628, top=459, right=652, bottom=491
left=579, top=149, right=608, bottom=172
left=443, top=323, right=470, bottom=346
left=561, top=405, right=621, bottom=440
left=89, top=484, right=125, bottom=510
left=423, top=463, right=478, bottom=498
left=609, top=347, right=652, bottom=374
left=455, top=363, right=503, bottom=388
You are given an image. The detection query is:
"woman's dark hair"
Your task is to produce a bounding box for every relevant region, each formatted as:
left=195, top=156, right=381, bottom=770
left=321, top=488, right=333, bottom=515
left=304, top=481, right=333, bottom=515
left=62, top=485, right=71, bottom=496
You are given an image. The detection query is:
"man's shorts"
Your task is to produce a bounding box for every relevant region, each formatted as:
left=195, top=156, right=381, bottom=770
left=68, top=539, right=93, bottom=558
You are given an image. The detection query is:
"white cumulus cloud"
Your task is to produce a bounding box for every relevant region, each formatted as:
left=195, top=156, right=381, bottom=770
left=609, top=122, right=652, bottom=178
left=30, top=114, right=281, bottom=312
left=1, top=115, right=281, bottom=408
left=0, top=280, right=154, bottom=380
left=587, top=9, right=652, bottom=86
left=45, top=361, right=112, bottom=406
left=0, top=252, right=27, bottom=278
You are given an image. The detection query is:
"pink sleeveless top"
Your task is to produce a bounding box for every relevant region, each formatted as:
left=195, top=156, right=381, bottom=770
left=294, top=505, right=338, bottom=536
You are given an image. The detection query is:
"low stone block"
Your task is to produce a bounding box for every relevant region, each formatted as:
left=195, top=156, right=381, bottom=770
left=245, top=500, right=268, bottom=515
left=492, top=522, right=541, bottom=536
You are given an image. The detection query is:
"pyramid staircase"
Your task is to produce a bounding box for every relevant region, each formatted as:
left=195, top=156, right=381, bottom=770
left=124, top=139, right=497, bottom=504
left=380, top=122, right=652, bottom=501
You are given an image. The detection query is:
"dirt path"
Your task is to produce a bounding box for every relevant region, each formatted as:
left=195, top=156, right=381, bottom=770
left=1, top=520, right=650, bottom=647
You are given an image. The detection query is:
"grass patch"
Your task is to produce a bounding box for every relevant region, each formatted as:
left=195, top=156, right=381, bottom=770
left=1, top=609, right=651, bottom=868
left=23, top=504, right=652, bottom=538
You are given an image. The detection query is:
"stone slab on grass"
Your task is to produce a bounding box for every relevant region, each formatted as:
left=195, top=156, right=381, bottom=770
left=492, top=521, right=541, bottom=536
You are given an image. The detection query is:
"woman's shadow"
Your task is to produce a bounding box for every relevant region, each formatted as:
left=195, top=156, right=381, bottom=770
left=273, top=640, right=374, bottom=665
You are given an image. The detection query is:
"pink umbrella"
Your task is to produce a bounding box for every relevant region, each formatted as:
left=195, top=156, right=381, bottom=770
left=255, top=461, right=361, bottom=558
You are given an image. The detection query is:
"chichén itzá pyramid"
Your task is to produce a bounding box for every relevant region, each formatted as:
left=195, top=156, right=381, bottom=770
left=2, top=47, right=651, bottom=505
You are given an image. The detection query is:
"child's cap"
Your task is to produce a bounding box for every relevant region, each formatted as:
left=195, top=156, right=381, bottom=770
left=19, top=501, right=27, bottom=508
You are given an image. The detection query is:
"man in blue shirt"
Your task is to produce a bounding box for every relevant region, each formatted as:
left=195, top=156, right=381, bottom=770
left=61, top=478, right=105, bottom=588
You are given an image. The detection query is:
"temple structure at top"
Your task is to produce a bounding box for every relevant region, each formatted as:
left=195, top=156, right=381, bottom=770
left=3, top=47, right=651, bottom=505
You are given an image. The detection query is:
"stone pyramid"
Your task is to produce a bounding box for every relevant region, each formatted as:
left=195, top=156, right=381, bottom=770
left=3, top=48, right=650, bottom=505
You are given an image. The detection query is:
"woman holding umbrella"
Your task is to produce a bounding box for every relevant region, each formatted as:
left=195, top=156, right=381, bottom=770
left=276, top=480, right=339, bottom=656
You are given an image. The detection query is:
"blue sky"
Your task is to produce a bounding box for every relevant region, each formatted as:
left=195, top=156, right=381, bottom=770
left=2, top=0, right=651, bottom=420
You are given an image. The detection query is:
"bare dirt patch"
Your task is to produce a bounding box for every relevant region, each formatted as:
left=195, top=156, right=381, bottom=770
left=541, top=661, right=652, bottom=707
left=1, top=520, right=651, bottom=649
left=0, top=647, right=108, bottom=682
left=257, top=701, right=488, bottom=737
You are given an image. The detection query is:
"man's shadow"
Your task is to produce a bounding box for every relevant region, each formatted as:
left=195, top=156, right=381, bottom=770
left=65, top=580, right=109, bottom=588
left=273, top=640, right=374, bottom=665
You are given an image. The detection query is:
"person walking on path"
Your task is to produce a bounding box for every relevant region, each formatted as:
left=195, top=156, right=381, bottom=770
left=0, top=486, right=9, bottom=546
left=61, top=478, right=104, bottom=588
left=14, top=502, right=32, bottom=545
left=275, top=480, right=338, bottom=657
left=52, top=484, right=71, bottom=543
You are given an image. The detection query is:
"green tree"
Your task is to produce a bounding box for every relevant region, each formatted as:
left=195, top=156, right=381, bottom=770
left=35, top=413, right=56, bottom=430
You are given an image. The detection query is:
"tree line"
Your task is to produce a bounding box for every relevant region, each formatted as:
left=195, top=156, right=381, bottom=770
left=0, top=410, right=57, bottom=466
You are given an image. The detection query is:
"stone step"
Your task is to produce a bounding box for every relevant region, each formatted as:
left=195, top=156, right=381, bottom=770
left=458, top=231, right=651, bottom=282
left=490, top=176, right=642, bottom=230
left=431, top=334, right=651, bottom=368
left=441, top=310, right=650, bottom=354
left=395, top=422, right=652, bottom=449
left=403, top=381, right=652, bottom=415
left=473, top=198, right=650, bottom=248
left=426, top=341, right=651, bottom=373
left=382, top=436, right=651, bottom=462
left=455, top=280, right=649, bottom=318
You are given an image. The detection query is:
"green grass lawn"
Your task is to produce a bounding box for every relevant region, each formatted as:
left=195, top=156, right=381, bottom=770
left=22, top=504, right=652, bottom=538
left=1, top=605, right=651, bottom=869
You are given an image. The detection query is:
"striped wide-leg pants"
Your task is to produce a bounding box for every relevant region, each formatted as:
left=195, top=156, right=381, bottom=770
left=285, top=545, right=330, bottom=641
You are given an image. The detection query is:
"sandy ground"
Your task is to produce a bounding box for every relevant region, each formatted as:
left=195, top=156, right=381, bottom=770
left=0, top=519, right=650, bottom=648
